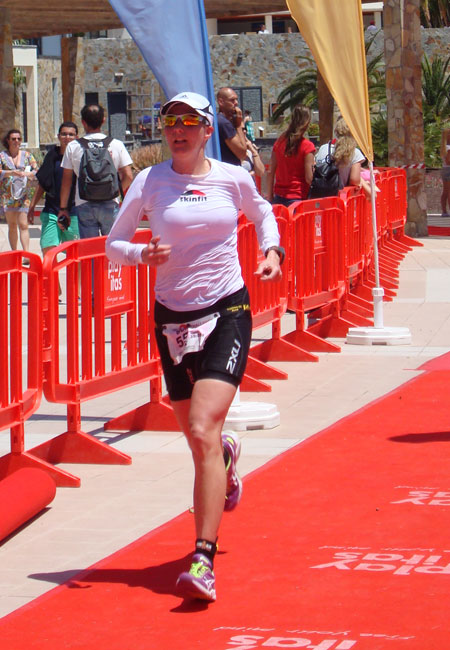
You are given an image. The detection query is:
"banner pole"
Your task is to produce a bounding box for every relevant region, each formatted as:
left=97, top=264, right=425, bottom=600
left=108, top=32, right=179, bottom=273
left=197, top=0, right=221, bottom=160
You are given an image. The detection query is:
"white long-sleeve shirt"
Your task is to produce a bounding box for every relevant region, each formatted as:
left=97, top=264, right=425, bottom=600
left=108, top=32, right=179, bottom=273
left=106, top=158, right=280, bottom=312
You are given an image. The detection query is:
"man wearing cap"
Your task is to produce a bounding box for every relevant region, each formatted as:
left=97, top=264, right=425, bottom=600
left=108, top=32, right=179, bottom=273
left=106, top=90, right=282, bottom=603
left=216, top=87, right=248, bottom=165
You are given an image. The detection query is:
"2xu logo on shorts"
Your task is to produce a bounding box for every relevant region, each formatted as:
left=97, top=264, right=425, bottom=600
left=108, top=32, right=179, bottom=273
left=226, top=339, right=241, bottom=373
left=311, top=549, right=450, bottom=574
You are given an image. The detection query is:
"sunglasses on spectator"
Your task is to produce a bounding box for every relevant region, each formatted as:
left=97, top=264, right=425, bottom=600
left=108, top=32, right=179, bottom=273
left=162, top=114, right=207, bottom=128
left=9, top=136, right=22, bottom=141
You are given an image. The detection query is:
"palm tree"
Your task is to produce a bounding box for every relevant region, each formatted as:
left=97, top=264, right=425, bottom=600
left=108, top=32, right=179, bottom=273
left=421, top=53, right=450, bottom=120
left=420, top=0, right=450, bottom=27
left=270, top=33, right=385, bottom=123
left=374, top=53, right=450, bottom=166
left=270, top=56, right=318, bottom=122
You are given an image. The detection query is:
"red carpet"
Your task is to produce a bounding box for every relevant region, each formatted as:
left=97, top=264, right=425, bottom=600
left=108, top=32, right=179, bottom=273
left=2, top=355, right=450, bottom=649
left=427, top=226, right=450, bottom=236
left=418, top=350, right=450, bottom=371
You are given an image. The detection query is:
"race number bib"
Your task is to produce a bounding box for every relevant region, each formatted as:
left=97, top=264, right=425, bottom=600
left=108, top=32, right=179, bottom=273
left=162, top=312, right=220, bottom=365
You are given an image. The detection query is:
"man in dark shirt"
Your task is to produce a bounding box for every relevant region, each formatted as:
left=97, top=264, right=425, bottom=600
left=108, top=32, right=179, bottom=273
left=216, top=87, right=247, bottom=165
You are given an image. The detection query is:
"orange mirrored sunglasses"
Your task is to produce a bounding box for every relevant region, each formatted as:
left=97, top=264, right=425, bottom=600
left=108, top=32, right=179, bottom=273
left=162, top=114, right=207, bottom=127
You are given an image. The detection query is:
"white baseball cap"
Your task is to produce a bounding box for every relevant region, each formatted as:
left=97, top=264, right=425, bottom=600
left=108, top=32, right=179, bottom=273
left=161, top=92, right=214, bottom=125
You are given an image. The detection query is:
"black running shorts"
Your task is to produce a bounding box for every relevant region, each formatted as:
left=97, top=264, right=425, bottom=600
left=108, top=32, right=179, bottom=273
left=155, top=286, right=252, bottom=401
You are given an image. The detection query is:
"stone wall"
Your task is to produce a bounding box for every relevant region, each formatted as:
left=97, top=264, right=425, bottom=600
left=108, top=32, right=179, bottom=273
left=37, top=58, right=62, bottom=144
left=425, top=170, right=444, bottom=215
left=82, top=29, right=449, bottom=136
left=37, top=29, right=450, bottom=139
left=35, top=29, right=450, bottom=213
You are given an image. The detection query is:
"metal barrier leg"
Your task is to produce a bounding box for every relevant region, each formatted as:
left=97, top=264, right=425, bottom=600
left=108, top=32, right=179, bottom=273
left=250, top=338, right=319, bottom=362
left=104, top=376, right=180, bottom=432
left=344, top=294, right=374, bottom=318
left=0, top=424, right=81, bottom=487
left=282, top=313, right=340, bottom=353
left=29, top=404, right=132, bottom=465
left=250, top=319, right=320, bottom=361
left=240, top=373, right=272, bottom=392
left=246, top=355, right=288, bottom=380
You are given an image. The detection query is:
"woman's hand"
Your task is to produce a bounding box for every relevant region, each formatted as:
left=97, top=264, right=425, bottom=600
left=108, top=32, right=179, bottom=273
left=254, top=250, right=282, bottom=282
left=141, top=236, right=172, bottom=267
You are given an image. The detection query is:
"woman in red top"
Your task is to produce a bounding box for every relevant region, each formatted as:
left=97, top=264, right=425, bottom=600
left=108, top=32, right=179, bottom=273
left=266, top=104, right=315, bottom=206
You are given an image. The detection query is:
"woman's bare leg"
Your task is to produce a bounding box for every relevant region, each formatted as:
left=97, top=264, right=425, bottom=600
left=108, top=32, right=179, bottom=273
left=170, top=378, right=237, bottom=542
left=17, top=211, right=30, bottom=251
left=5, top=211, right=18, bottom=250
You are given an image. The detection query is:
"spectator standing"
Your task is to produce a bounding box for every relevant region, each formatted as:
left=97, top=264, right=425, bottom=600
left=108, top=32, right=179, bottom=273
left=106, top=91, right=282, bottom=603
left=216, top=87, right=247, bottom=165
left=242, top=138, right=265, bottom=187
left=0, top=129, right=38, bottom=256
left=243, top=110, right=255, bottom=143
left=315, top=116, right=365, bottom=190
left=258, top=24, right=269, bottom=34
left=27, top=122, right=80, bottom=255
left=59, top=104, right=133, bottom=238
left=266, top=105, right=315, bottom=206
left=365, top=20, right=378, bottom=34
left=440, top=126, right=450, bottom=217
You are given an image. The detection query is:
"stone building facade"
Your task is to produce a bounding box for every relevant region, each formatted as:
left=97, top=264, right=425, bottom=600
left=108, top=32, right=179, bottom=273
left=30, top=28, right=450, bottom=225
left=36, top=29, right=450, bottom=145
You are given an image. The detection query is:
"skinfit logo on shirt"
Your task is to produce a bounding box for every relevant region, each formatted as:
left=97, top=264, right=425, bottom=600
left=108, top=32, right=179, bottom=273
left=180, top=190, right=207, bottom=203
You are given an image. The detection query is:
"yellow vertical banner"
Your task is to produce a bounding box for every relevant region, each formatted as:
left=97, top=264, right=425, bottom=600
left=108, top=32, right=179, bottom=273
left=286, top=0, right=373, bottom=161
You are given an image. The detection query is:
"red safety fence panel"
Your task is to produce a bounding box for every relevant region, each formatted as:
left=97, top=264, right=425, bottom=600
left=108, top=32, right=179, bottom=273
left=27, top=230, right=178, bottom=485
left=283, top=196, right=370, bottom=341
left=0, top=252, right=51, bottom=480
left=384, top=168, right=423, bottom=249
left=238, top=211, right=288, bottom=331
left=288, top=196, right=346, bottom=311
left=236, top=210, right=290, bottom=391
left=339, top=186, right=366, bottom=289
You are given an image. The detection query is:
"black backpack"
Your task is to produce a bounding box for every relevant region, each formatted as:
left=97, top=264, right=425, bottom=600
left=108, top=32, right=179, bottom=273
left=77, top=136, right=120, bottom=202
left=308, top=141, right=342, bottom=199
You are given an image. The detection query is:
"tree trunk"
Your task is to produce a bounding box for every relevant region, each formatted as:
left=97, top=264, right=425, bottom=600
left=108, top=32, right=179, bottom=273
left=317, top=69, right=334, bottom=144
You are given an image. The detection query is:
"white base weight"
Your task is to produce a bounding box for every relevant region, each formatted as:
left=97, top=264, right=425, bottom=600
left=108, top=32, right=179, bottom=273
left=346, top=326, right=411, bottom=346
left=224, top=401, right=280, bottom=431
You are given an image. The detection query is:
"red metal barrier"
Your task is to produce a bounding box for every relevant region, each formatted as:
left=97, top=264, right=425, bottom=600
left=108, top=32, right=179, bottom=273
left=341, top=173, right=398, bottom=304
left=0, top=252, right=59, bottom=481
left=337, top=186, right=374, bottom=319
left=28, top=232, right=178, bottom=485
left=384, top=168, right=423, bottom=250
left=364, top=171, right=401, bottom=298
left=339, top=186, right=367, bottom=289
left=0, top=168, right=412, bottom=492
left=284, top=196, right=372, bottom=341
left=237, top=210, right=290, bottom=391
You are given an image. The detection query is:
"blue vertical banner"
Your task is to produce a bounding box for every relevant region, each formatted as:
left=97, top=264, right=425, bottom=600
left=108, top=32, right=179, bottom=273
left=108, top=0, right=220, bottom=159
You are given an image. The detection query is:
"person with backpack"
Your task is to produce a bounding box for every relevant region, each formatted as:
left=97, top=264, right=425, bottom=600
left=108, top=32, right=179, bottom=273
left=266, top=104, right=315, bottom=207
left=58, top=104, right=133, bottom=239
left=311, top=116, right=365, bottom=198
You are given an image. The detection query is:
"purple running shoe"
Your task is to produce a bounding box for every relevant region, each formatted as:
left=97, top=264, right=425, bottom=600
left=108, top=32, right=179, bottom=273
left=176, top=553, right=216, bottom=601
left=222, top=430, right=242, bottom=511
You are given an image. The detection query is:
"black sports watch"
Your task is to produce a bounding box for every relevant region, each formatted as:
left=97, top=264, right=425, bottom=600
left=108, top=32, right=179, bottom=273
left=265, top=245, right=285, bottom=265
